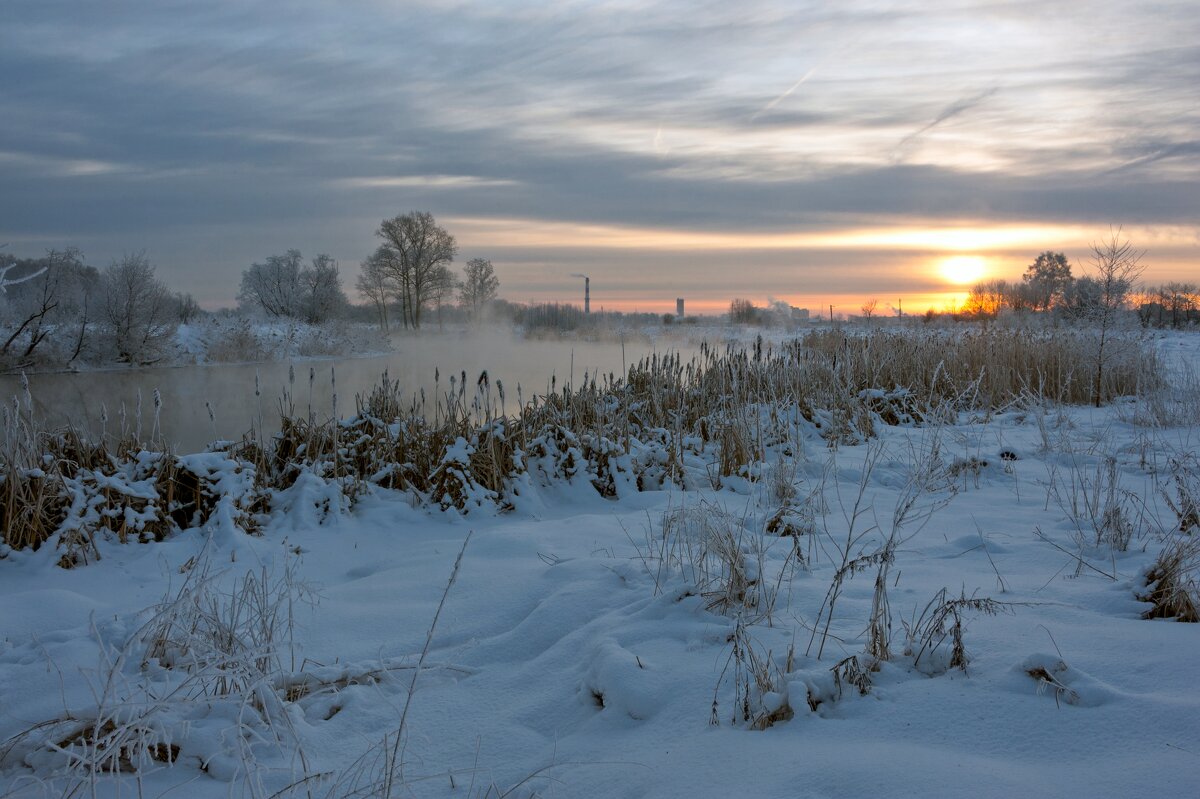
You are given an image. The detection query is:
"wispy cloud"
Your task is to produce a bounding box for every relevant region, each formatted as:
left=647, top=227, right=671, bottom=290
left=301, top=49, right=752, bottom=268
left=1, top=0, right=1198, bottom=306
left=0, top=150, right=125, bottom=177
left=335, top=175, right=518, bottom=189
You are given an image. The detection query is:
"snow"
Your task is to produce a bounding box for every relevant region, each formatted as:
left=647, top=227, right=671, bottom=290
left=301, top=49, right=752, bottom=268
left=2, top=338, right=1200, bottom=797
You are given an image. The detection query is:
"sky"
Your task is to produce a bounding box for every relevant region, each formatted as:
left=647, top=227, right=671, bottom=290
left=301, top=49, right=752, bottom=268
left=2, top=0, right=1198, bottom=314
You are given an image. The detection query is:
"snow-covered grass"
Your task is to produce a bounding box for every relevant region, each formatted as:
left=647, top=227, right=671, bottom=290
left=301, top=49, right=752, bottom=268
left=2, top=327, right=1198, bottom=797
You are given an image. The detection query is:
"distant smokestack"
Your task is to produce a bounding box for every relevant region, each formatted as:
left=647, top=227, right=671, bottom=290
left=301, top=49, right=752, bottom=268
left=571, top=273, right=591, bottom=314
left=676, top=298, right=684, bottom=317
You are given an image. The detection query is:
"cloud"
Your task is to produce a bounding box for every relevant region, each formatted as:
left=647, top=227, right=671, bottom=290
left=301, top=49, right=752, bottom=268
left=335, top=175, right=519, bottom=189
left=891, top=88, right=1000, bottom=161
left=1, top=0, right=1198, bottom=306
left=1104, top=140, right=1200, bottom=175
left=0, top=150, right=125, bottom=177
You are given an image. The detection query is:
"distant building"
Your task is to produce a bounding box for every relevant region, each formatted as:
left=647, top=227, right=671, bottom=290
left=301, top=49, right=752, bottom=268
left=791, top=307, right=810, bottom=321
left=676, top=298, right=685, bottom=317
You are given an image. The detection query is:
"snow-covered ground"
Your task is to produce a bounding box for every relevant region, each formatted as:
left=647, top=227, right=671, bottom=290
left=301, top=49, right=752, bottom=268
left=173, top=318, right=392, bottom=367
left=2, top=336, right=1199, bottom=798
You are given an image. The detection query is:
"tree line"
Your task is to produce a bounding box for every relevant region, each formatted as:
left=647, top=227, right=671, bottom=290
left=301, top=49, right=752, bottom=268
left=960, top=234, right=1193, bottom=327
left=1, top=248, right=188, bottom=367
left=0, top=211, right=503, bottom=368
left=240, top=211, right=500, bottom=331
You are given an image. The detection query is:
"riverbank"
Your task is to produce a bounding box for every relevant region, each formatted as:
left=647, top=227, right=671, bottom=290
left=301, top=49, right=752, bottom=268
left=1, top=327, right=1197, bottom=797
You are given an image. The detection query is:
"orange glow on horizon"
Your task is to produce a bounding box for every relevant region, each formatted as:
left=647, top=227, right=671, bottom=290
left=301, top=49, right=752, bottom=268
left=448, top=215, right=1160, bottom=253
left=513, top=292, right=976, bottom=318
left=446, top=216, right=1200, bottom=316
left=937, top=255, right=988, bottom=285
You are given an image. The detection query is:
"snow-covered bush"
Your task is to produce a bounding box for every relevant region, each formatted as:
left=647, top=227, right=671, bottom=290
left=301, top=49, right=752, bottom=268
left=205, top=318, right=270, bottom=362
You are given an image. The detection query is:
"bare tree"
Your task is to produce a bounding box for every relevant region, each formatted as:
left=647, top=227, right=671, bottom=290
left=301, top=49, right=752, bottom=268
left=1162, top=282, right=1198, bottom=328
left=459, top=257, right=499, bottom=316
left=101, top=253, right=177, bottom=364
left=174, top=292, right=202, bottom=325
left=0, top=251, right=47, bottom=294
left=298, top=254, right=347, bottom=324
left=729, top=298, right=758, bottom=324
left=1060, top=276, right=1105, bottom=319
left=963, top=280, right=1009, bottom=319
left=238, top=250, right=303, bottom=317
left=1084, top=230, right=1146, bottom=407
left=860, top=298, right=877, bottom=321
left=240, top=250, right=346, bottom=324
left=356, top=247, right=395, bottom=331
left=0, top=249, right=98, bottom=364
left=375, top=212, right=458, bottom=329
left=1, top=253, right=64, bottom=358
left=64, top=260, right=100, bottom=363
left=426, top=264, right=458, bottom=329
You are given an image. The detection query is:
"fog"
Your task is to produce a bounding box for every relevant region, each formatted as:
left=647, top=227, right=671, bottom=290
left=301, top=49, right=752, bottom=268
left=0, top=328, right=696, bottom=452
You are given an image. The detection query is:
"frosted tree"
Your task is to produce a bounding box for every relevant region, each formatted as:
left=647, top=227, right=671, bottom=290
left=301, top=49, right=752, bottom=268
left=240, top=250, right=346, bottom=323
left=458, top=257, right=499, bottom=316
left=1, top=248, right=98, bottom=363
left=0, top=254, right=46, bottom=294
left=238, top=250, right=303, bottom=317
left=298, top=254, right=347, bottom=324
left=1083, top=230, right=1145, bottom=407
left=101, top=253, right=177, bottom=364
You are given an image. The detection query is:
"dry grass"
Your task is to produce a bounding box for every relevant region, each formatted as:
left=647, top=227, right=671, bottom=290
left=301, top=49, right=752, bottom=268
left=2, top=328, right=1164, bottom=561
left=1161, top=455, right=1200, bottom=534
left=711, top=617, right=793, bottom=730
left=830, top=654, right=874, bottom=699
left=1057, top=454, right=1142, bottom=553
left=0, top=414, right=265, bottom=564
left=1026, top=660, right=1082, bottom=707
left=650, top=503, right=758, bottom=615
left=0, top=552, right=313, bottom=792
left=1139, top=537, right=1200, bottom=622
left=905, top=589, right=1014, bottom=673
left=800, top=327, right=1157, bottom=408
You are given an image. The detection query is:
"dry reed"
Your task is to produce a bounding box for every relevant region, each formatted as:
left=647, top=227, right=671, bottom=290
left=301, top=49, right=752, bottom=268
left=2, top=328, right=1162, bottom=562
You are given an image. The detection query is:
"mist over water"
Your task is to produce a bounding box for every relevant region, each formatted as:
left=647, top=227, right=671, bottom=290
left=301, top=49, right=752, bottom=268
left=0, top=329, right=698, bottom=452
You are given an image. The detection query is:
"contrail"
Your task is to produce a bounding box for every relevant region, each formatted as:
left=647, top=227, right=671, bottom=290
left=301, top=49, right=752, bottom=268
left=1102, top=140, right=1200, bottom=175
left=750, top=67, right=819, bottom=122
left=892, top=87, right=999, bottom=159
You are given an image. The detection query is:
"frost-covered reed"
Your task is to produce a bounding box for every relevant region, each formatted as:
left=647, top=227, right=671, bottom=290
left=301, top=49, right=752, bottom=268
left=0, top=327, right=1163, bottom=560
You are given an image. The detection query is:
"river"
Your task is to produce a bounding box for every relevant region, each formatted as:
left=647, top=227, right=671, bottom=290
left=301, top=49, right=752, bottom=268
left=1, top=329, right=700, bottom=452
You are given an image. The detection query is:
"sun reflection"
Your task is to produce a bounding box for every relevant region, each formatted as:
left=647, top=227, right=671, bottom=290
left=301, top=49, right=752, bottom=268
left=938, top=255, right=986, bottom=285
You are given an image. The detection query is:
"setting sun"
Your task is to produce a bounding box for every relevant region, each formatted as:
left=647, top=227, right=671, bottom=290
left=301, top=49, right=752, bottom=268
left=938, top=255, right=987, bottom=285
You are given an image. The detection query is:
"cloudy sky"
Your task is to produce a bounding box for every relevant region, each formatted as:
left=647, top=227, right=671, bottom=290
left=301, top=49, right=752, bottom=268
left=2, top=0, right=1198, bottom=312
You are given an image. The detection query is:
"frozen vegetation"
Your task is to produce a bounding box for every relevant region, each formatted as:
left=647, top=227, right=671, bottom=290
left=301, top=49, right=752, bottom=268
left=1, top=326, right=1198, bottom=797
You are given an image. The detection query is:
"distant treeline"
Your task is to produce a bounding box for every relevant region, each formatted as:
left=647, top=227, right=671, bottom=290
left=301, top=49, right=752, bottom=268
left=956, top=248, right=1197, bottom=328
